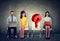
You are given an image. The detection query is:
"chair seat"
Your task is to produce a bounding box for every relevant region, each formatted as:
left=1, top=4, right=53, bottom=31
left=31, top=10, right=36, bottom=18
left=43, top=28, right=52, bottom=30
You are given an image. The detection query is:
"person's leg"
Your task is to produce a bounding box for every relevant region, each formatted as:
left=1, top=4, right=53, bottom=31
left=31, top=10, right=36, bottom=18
left=45, top=26, right=48, bottom=38
left=21, top=27, right=24, bottom=38
left=7, top=27, right=9, bottom=37
left=8, top=27, right=11, bottom=37
left=20, top=27, right=22, bottom=38
left=47, top=26, right=50, bottom=38
left=14, top=27, right=17, bottom=37
left=20, top=26, right=24, bottom=38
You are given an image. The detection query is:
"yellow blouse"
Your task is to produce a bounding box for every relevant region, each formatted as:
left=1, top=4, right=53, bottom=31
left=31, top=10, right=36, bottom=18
left=20, top=17, right=28, bottom=28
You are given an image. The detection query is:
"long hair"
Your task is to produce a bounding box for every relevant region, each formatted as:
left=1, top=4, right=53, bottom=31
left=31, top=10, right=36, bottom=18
left=20, top=10, right=26, bottom=19
left=45, top=11, right=50, bottom=17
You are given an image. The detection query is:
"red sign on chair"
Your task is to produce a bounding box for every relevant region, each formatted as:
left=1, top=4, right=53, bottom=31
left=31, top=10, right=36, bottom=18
left=32, top=14, right=42, bottom=28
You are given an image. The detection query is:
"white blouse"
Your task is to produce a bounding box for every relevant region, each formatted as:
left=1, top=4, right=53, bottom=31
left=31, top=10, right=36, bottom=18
left=44, top=17, right=52, bottom=22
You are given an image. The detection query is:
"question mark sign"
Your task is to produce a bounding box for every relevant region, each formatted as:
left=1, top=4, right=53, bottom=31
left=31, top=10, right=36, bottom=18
left=32, top=14, right=42, bottom=28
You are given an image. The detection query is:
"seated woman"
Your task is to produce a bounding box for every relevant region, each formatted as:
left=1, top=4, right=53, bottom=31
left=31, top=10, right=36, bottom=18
left=43, top=11, right=52, bottom=39
left=19, top=10, right=28, bottom=38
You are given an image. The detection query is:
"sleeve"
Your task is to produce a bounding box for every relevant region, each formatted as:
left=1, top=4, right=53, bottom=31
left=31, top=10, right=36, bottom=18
left=25, top=17, right=28, bottom=28
left=50, top=18, right=52, bottom=24
left=42, top=18, right=45, bottom=25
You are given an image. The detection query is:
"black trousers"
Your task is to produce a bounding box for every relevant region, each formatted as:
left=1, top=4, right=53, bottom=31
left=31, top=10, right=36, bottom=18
left=7, top=27, right=17, bottom=37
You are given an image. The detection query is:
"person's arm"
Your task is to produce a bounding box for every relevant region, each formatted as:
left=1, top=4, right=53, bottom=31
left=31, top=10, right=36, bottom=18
left=50, top=18, right=52, bottom=25
left=20, top=19, right=23, bottom=29
left=25, top=17, right=28, bottom=30
left=25, top=18, right=28, bottom=25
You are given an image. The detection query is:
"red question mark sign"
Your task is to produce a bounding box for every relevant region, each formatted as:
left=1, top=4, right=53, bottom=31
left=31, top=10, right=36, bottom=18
left=32, top=14, right=42, bottom=28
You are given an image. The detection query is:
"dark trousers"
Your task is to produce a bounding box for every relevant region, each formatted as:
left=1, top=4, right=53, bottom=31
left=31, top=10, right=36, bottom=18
left=7, top=27, right=17, bottom=37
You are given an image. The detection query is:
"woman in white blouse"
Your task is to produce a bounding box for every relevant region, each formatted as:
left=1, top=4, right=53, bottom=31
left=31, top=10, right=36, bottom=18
left=43, top=11, right=52, bottom=39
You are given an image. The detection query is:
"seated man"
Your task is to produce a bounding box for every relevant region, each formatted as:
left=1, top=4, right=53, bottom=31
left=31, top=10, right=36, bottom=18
left=7, top=10, right=17, bottom=38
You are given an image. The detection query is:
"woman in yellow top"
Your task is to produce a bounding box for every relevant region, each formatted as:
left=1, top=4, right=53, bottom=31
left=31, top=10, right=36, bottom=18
left=20, top=10, right=28, bottom=38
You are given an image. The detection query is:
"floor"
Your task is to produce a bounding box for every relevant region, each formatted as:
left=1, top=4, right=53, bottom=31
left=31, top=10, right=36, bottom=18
left=0, top=30, right=60, bottom=41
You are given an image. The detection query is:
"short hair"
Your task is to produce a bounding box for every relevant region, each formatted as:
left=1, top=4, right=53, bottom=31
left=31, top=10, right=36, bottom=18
left=10, top=10, right=14, bottom=12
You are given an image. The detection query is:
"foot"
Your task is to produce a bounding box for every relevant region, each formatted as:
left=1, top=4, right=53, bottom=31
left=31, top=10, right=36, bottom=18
left=46, top=37, right=50, bottom=39
left=15, top=35, right=17, bottom=38
left=7, top=35, right=11, bottom=38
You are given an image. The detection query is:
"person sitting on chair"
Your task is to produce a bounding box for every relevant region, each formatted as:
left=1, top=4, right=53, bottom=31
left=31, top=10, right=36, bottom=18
left=19, top=10, right=28, bottom=38
left=7, top=10, right=17, bottom=38
left=43, top=11, right=52, bottom=39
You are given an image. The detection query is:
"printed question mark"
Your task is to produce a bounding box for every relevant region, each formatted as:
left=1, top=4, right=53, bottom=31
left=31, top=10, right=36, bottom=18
left=32, top=14, right=42, bottom=28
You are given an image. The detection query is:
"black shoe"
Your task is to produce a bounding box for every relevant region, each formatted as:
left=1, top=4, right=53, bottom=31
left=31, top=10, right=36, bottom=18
left=7, top=35, right=12, bottom=38
left=20, top=37, right=24, bottom=39
left=46, top=37, right=50, bottom=40
left=15, top=35, right=17, bottom=38
left=48, top=37, right=50, bottom=39
left=46, top=38, right=48, bottom=39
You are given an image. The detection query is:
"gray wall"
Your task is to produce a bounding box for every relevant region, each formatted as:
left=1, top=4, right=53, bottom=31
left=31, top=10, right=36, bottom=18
left=0, top=0, right=60, bottom=34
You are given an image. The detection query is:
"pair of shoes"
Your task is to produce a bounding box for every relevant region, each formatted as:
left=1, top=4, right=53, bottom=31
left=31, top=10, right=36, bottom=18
left=21, top=38, right=24, bottom=39
left=46, top=37, right=50, bottom=39
left=20, top=36, right=24, bottom=39
left=47, top=38, right=50, bottom=39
